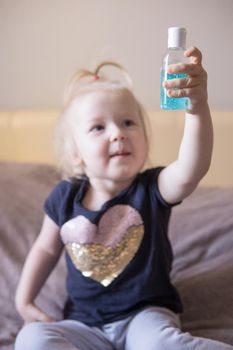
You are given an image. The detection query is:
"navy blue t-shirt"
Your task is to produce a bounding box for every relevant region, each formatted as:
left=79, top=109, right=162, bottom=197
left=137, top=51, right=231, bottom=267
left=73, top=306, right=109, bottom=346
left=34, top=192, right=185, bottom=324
left=44, top=167, right=182, bottom=326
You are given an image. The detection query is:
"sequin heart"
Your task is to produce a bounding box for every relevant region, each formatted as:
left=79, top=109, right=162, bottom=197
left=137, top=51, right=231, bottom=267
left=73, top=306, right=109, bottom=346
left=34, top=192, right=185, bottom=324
left=61, top=205, right=144, bottom=286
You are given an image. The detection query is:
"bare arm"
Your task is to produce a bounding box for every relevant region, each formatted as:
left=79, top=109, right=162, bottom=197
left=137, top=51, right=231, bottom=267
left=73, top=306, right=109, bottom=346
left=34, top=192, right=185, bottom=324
left=15, top=214, right=64, bottom=324
left=158, top=47, right=213, bottom=204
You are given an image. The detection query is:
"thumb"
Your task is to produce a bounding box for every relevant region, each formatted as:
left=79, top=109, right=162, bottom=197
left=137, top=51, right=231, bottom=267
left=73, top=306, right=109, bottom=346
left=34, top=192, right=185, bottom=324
left=184, top=46, right=202, bottom=65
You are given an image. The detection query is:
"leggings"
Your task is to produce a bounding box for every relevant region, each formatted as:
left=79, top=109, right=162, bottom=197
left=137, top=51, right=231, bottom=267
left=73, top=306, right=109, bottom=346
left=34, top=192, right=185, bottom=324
left=15, top=306, right=233, bottom=350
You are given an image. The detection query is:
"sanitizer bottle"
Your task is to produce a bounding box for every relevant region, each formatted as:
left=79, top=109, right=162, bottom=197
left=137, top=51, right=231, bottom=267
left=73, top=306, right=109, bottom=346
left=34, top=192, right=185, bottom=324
left=160, top=27, right=190, bottom=110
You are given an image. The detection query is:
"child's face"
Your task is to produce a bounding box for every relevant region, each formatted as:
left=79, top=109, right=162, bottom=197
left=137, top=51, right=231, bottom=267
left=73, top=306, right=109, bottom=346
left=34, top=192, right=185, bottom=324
left=70, top=89, right=148, bottom=184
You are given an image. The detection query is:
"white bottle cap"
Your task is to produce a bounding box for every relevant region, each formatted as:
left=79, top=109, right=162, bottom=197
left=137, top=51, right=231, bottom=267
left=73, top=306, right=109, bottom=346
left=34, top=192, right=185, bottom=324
left=168, top=27, right=186, bottom=48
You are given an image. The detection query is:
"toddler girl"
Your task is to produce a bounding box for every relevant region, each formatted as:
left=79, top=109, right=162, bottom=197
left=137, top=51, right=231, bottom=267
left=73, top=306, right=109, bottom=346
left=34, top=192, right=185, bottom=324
left=15, top=48, right=233, bottom=349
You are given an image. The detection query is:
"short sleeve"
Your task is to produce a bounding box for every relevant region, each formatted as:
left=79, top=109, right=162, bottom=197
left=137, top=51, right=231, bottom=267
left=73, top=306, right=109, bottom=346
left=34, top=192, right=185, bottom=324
left=142, top=167, right=181, bottom=208
left=44, top=180, right=71, bottom=226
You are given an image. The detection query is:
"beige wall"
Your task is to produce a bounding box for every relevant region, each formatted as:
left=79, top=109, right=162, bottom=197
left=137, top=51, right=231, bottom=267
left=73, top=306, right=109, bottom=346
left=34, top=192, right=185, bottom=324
left=1, top=109, right=233, bottom=187
left=1, top=0, right=232, bottom=110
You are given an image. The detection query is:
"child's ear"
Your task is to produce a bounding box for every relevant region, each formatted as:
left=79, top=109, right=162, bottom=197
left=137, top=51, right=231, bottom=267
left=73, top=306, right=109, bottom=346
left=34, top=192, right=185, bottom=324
left=72, top=151, right=85, bottom=168
left=71, top=152, right=86, bottom=175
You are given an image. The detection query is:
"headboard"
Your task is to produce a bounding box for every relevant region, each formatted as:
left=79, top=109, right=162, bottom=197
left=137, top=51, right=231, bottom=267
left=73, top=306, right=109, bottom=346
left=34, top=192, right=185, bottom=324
left=0, top=109, right=232, bottom=187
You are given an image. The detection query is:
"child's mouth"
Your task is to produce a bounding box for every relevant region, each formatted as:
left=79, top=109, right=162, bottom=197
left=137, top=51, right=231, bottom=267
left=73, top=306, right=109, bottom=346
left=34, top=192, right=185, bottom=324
left=110, top=151, right=130, bottom=158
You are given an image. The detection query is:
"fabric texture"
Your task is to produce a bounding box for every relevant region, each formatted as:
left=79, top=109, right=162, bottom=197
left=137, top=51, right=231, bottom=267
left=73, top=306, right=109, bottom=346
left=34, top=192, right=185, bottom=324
left=15, top=307, right=233, bottom=350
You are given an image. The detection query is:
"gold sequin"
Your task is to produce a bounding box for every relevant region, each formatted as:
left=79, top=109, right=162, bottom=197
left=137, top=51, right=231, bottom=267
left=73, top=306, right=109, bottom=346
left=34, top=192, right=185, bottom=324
left=66, top=225, right=144, bottom=286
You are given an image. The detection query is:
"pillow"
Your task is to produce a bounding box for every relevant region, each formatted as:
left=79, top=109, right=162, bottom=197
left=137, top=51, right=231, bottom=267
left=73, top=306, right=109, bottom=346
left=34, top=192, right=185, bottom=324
left=0, top=162, right=66, bottom=350
left=170, top=187, right=233, bottom=344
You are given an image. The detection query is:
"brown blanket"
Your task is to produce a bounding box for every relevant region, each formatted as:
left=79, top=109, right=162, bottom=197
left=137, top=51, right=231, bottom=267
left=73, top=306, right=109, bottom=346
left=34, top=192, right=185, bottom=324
left=0, top=162, right=233, bottom=349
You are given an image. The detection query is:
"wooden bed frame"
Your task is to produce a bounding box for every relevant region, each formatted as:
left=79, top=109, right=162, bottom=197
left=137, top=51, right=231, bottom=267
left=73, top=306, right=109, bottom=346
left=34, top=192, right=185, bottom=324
left=0, top=109, right=233, bottom=186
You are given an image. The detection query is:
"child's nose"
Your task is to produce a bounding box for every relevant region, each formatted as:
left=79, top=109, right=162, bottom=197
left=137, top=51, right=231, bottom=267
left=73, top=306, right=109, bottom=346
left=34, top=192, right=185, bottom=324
left=110, top=126, right=126, bottom=142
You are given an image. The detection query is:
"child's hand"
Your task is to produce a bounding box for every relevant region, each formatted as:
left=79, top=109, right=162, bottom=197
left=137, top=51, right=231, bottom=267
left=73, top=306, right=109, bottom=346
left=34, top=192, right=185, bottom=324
left=163, top=46, right=208, bottom=114
left=18, top=302, right=55, bottom=325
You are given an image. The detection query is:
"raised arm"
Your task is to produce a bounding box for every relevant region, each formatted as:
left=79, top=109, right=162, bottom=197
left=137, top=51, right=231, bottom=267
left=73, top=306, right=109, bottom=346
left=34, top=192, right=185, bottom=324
left=15, top=214, right=64, bottom=324
left=158, top=47, right=213, bottom=204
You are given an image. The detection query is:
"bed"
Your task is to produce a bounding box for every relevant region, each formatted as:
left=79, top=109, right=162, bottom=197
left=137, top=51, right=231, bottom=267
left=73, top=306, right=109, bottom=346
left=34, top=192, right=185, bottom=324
left=1, top=109, right=233, bottom=349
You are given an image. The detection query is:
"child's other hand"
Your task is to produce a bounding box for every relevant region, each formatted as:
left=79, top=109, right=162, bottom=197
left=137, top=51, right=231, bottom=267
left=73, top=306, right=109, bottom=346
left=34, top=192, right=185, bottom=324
left=163, top=46, right=208, bottom=114
left=19, top=302, right=55, bottom=325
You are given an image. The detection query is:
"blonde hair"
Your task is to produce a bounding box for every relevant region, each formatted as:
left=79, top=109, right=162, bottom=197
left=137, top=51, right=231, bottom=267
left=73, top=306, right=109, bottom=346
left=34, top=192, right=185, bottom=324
left=54, top=61, right=150, bottom=179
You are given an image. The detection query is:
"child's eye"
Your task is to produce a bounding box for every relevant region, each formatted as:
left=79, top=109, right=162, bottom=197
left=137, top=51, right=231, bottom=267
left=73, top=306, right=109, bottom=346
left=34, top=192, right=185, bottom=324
left=90, top=125, right=104, bottom=132
left=124, top=119, right=135, bottom=127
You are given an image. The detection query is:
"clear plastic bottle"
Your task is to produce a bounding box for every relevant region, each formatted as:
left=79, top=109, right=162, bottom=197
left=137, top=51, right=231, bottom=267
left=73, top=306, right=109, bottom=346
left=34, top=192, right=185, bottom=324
left=160, top=27, right=191, bottom=110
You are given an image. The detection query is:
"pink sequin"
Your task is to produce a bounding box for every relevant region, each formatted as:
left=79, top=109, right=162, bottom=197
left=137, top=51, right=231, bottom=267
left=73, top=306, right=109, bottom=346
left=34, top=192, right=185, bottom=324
left=61, top=205, right=143, bottom=248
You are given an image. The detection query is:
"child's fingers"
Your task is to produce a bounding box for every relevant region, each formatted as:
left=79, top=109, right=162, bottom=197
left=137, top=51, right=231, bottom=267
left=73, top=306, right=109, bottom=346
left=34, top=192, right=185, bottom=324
left=25, top=303, right=55, bottom=323
left=163, top=76, right=200, bottom=89
left=37, top=310, right=55, bottom=322
left=168, top=47, right=204, bottom=76
left=184, top=46, right=202, bottom=65
left=167, top=86, right=200, bottom=99
left=168, top=63, right=202, bottom=76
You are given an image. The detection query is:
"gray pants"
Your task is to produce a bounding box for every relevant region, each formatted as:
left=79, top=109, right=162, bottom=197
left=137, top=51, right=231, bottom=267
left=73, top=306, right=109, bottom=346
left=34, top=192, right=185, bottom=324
left=15, top=306, right=233, bottom=350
